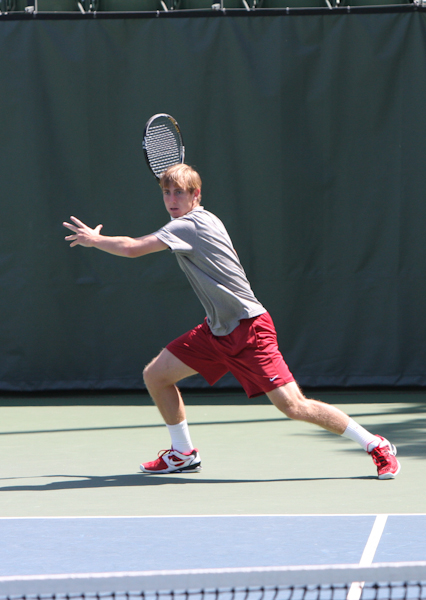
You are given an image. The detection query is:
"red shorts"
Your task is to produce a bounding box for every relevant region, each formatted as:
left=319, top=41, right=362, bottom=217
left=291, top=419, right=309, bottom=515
left=166, top=312, right=294, bottom=398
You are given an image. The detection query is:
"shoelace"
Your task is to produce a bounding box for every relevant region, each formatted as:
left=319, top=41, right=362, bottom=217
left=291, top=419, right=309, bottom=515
left=157, top=449, right=188, bottom=463
left=371, top=445, right=391, bottom=467
left=157, top=449, right=172, bottom=459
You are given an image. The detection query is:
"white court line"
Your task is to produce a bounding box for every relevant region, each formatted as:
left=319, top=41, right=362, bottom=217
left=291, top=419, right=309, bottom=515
left=347, top=514, right=388, bottom=600
left=1, top=513, right=425, bottom=519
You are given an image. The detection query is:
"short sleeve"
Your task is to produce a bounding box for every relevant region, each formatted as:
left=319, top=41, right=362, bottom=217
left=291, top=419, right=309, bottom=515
left=154, top=217, right=197, bottom=254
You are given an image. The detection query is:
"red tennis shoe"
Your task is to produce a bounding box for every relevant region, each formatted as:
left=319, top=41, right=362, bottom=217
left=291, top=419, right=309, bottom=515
left=140, top=448, right=202, bottom=474
left=368, top=436, right=401, bottom=479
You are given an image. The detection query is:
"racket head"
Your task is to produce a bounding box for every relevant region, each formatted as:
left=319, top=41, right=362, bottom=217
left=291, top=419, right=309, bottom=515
left=143, top=113, right=185, bottom=180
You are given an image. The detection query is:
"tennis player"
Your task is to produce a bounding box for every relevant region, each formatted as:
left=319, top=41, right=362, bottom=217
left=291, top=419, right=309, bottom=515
left=63, top=164, right=400, bottom=480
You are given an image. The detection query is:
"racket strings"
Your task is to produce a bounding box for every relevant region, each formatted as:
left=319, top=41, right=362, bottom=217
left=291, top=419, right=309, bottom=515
left=144, top=122, right=183, bottom=178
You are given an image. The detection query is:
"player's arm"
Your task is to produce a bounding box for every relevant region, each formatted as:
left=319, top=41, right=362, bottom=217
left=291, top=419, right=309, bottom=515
left=63, top=216, right=168, bottom=258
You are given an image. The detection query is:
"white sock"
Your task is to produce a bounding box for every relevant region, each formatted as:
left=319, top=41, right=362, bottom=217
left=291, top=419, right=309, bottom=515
left=342, top=418, right=381, bottom=452
left=166, top=420, right=194, bottom=454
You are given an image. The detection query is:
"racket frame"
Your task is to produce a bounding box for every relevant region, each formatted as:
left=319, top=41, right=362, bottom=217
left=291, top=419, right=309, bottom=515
left=142, top=113, right=185, bottom=180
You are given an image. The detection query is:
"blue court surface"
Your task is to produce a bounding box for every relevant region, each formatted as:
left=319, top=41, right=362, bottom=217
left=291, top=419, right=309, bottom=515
left=1, top=514, right=425, bottom=577
left=1, top=393, right=425, bottom=585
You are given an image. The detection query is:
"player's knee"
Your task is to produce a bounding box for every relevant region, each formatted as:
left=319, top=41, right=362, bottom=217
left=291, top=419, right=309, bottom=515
left=143, top=355, right=173, bottom=391
left=282, top=400, right=305, bottom=420
left=267, top=385, right=308, bottom=420
left=143, top=359, right=160, bottom=389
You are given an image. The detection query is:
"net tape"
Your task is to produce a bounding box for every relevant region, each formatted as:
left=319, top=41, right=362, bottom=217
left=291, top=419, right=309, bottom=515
left=1, top=564, right=426, bottom=600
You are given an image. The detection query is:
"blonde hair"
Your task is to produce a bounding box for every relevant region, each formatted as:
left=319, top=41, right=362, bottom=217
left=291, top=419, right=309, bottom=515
left=159, top=164, right=202, bottom=202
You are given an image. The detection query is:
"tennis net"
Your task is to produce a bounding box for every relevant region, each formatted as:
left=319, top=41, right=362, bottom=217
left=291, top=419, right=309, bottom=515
left=1, top=563, right=425, bottom=600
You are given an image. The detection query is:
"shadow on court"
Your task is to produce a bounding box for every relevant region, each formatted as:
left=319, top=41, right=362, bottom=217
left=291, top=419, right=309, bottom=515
left=318, top=410, right=426, bottom=460
left=3, top=409, right=424, bottom=456
left=0, top=418, right=289, bottom=437
left=0, top=473, right=378, bottom=493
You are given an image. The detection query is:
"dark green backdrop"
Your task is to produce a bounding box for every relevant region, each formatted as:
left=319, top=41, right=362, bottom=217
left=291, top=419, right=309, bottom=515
left=1, top=10, right=426, bottom=391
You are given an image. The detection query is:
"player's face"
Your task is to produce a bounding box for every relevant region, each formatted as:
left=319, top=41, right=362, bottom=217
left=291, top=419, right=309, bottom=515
left=162, top=183, right=200, bottom=218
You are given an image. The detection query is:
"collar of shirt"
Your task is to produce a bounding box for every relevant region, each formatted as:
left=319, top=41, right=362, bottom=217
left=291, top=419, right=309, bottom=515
left=170, top=205, right=204, bottom=221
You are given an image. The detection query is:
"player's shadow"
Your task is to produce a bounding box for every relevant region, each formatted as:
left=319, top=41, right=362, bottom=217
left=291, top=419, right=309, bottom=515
left=0, top=473, right=377, bottom=492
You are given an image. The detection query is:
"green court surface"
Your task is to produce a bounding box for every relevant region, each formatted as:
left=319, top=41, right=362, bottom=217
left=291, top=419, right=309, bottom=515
left=0, top=389, right=424, bottom=517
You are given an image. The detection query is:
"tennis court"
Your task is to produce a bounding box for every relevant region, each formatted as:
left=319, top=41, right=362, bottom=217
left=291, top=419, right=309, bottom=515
left=0, top=388, right=425, bottom=589
left=1, top=389, right=425, bottom=516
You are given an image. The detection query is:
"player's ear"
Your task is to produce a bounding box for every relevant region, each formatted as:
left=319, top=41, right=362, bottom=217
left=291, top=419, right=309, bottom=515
left=193, top=189, right=201, bottom=204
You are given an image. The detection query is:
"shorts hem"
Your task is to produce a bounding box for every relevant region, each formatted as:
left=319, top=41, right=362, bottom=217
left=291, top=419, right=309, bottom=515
left=247, top=376, right=296, bottom=399
left=166, top=343, right=221, bottom=387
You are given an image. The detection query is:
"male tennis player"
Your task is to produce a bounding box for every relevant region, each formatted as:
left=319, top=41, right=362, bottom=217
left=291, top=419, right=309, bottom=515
left=63, top=164, right=400, bottom=480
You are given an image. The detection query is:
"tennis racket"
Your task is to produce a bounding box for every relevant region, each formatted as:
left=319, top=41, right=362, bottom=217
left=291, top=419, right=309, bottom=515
left=142, top=113, right=185, bottom=180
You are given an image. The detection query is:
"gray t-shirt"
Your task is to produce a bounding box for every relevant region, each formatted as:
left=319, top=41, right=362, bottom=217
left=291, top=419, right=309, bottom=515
left=154, top=206, right=266, bottom=336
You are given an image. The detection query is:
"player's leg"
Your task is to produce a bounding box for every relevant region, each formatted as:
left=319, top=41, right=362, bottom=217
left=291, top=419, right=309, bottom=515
left=141, top=349, right=201, bottom=474
left=266, top=381, right=349, bottom=434
left=141, top=323, right=228, bottom=474
left=267, top=382, right=400, bottom=479
left=222, top=313, right=400, bottom=479
left=143, top=348, right=197, bottom=425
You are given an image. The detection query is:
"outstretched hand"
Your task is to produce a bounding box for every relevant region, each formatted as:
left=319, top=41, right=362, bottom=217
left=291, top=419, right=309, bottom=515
left=63, top=216, right=103, bottom=248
